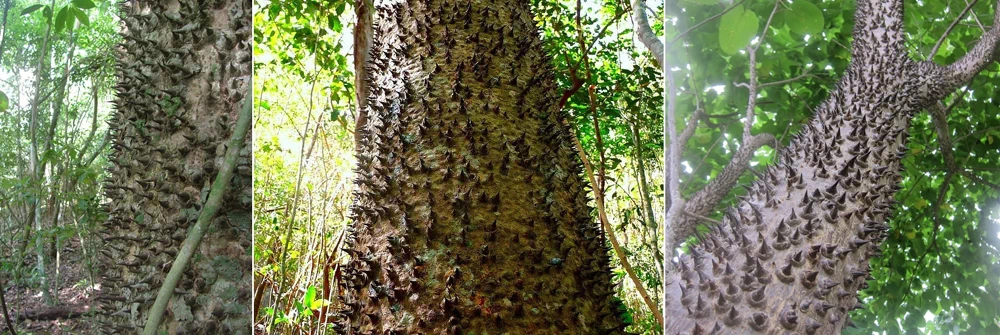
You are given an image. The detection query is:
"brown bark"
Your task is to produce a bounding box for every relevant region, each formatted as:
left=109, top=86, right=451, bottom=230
left=99, top=0, right=252, bottom=334
left=337, top=0, right=627, bottom=333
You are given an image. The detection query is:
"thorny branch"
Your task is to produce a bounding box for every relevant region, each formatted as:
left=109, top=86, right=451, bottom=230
left=911, top=0, right=1000, bottom=292
left=896, top=0, right=1000, bottom=305
left=925, top=2, right=1000, bottom=98
left=676, top=94, right=706, bottom=157
left=637, top=0, right=788, bottom=253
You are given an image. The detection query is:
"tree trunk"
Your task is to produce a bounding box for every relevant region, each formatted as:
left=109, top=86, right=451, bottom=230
left=659, top=0, right=1000, bottom=334
left=27, top=0, right=57, bottom=306
left=0, top=0, right=11, bottom=64
left=98, top=0, right=252, bottom=334
left=337, top=0, right=627, bottom=333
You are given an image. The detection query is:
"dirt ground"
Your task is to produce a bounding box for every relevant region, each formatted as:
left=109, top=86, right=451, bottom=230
left=2, top=237, right=99, bottom=334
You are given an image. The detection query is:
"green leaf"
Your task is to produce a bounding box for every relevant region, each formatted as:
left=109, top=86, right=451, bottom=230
left=682, top=0, right=718, bottom=5
left=787, top=1, right=824, bottom=35
left=718, top=5, right=759, bottom=54
left=55, top=6, right=69, bottom=33
left=0, top=91, right=8, bottom=113
left=303, top=286, right=316, bottom=305
left=66, top=9, right=77, bottom=31
left=73, top=7, right=90, bottom=26
left=328, top=15, right=341, bottom=32
left=71, top=0, right=96, bottom=9
left=21, top=4, right=44, bottom=16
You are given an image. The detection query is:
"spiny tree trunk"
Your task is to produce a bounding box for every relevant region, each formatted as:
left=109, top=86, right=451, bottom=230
left=337, top=0, right=627, bottom=333
left=98, top=0, right=252, bottom=333
left=660, top=0, right=1000, bottom=334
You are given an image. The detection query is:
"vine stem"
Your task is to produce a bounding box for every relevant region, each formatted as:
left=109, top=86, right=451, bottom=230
left=142, top=90, right=252, bottom=335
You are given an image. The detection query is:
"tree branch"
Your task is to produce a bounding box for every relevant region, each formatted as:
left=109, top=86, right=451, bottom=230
left=631, top=0, right=664, bottom=68
left=929, top=93, right=966, bottom=172
left=664, top=0, right=783, bottom=251
left=683, top=210, right=719, bottom=225
left=662, top=48, right=683, bottom=275
left=742, top=46, right=758, bottom=138
left=632, top=0, right=748, bottom=69
left=925, top=1, right=1000, bottom=98
left=962, top=170, right=1000, bottom=191
left=929, top=0, right=980, bottom=60
left=954, top=125, right=1000, bottom=143
left=759, top=69, right=813, bottom=88
left=677, top=107, right=704, bottom=150
left=563, top=119, right=664, bottom=328
left=753, top=0, right=783, bottom=54
left=668, top=133, right=775, bottom=250
left=901, top=172, right=952, bottom=303
left=967, top=0, right=988, bottom=33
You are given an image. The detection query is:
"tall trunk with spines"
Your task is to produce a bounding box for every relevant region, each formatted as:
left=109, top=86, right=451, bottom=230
left=660, top=0, right=999, bottom=334
left=337, top=0, right=628, bottom=333
left=98, top=0, right=252, bottom=333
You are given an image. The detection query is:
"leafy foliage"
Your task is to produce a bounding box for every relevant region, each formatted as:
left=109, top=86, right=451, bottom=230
left=719, top=5, right=759, bottom=54
left=0, top=0, right=117, bottom=331
left=252, top=0, right=356, bottom=332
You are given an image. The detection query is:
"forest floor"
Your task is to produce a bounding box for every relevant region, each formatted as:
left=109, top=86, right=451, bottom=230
left=2, top=237, right=99, bottom=335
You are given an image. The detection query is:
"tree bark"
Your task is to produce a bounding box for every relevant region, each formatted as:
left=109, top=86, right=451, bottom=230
left=658, top=0, right=1000, bottom=333
left=337, top=0, right=627, bottom=333
left=99, top=0, right=252, bottom=334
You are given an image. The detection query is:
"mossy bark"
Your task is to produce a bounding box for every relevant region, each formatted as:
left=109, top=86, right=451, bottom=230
left=337, top=0, right=627, bottom=334
left=98, top=0, right=252, bottom=333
